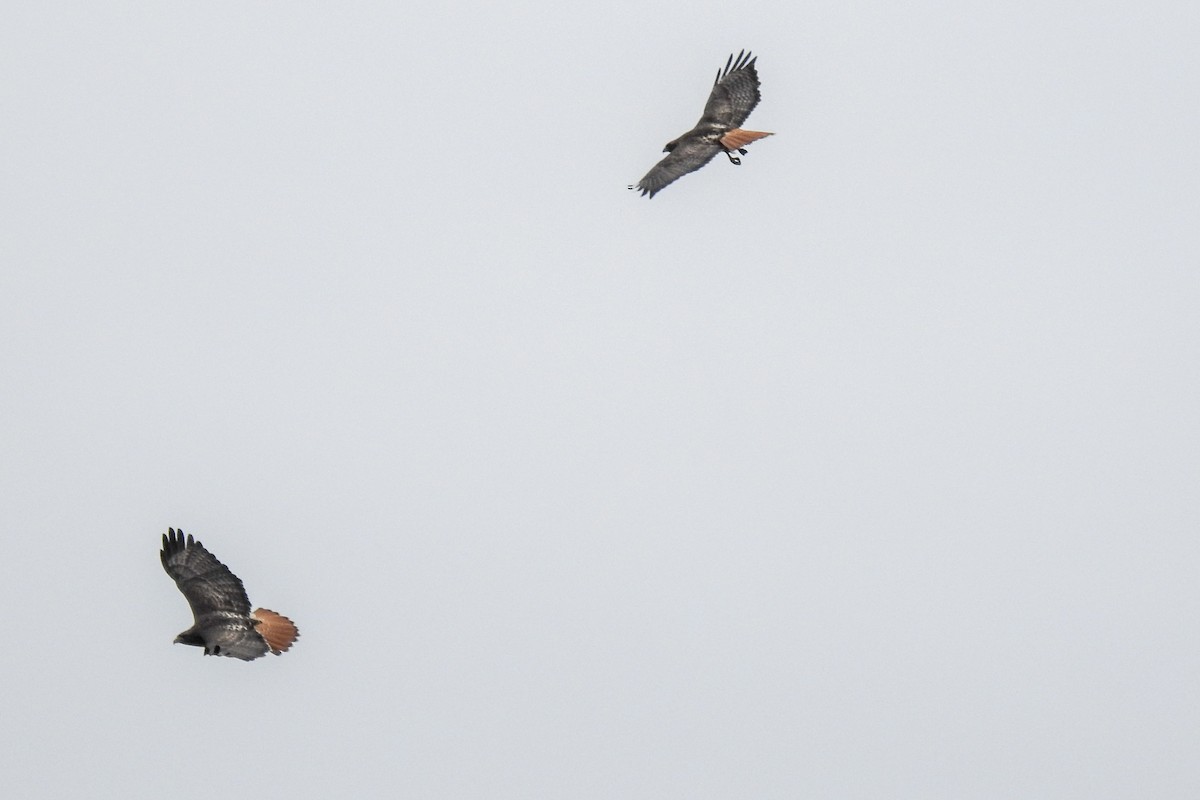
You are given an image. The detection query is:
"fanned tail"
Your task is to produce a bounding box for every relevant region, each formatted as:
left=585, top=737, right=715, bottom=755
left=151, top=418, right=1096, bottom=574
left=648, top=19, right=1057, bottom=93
left=251, top=608, right=300, bottom=655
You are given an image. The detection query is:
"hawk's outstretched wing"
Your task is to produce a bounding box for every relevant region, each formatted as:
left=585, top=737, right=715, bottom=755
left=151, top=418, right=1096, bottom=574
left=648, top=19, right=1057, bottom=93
left=161, top=528, right=253, bottom=619
left=697, top=50, right=762, bottom=129
left=630, top=136, right=723, bottom=198
left=160, top=528, right=298, bottom=661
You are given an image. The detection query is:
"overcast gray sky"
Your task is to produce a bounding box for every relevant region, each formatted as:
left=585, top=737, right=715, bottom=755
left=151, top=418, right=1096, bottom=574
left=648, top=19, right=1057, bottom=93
left=2, top=2, right=1198, bottom=798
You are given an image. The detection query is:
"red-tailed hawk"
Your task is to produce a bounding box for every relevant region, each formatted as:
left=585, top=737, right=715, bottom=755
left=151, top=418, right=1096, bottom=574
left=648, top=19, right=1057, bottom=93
left=630, top=50, right=773, bottom=198
left=160, top=528, right=299, bottom=661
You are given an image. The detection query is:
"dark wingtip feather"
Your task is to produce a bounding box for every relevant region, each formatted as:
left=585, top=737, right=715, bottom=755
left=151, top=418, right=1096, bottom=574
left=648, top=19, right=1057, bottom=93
left=161, top=528, right=181, bottom=568
left=161, top=527, right=200, bottom=565
left=716, top=50, right=756, bottom=84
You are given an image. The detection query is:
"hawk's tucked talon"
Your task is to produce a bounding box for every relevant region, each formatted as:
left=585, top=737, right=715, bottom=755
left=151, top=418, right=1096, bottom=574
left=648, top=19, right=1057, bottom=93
left=725, top=152, right=742, bottom=165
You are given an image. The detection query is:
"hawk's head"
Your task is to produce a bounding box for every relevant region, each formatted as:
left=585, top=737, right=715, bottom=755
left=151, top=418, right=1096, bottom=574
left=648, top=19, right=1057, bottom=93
left=174, top=631, right=205, bottom=648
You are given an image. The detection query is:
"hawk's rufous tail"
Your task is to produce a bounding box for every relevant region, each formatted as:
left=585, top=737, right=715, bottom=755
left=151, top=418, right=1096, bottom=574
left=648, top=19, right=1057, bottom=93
left=720, top=129, right=773, bottom=151
left=252, top=608, right=300, bottom=655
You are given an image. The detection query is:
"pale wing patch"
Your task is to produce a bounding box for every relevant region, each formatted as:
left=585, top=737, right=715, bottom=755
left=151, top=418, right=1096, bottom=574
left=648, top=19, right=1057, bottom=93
left=719, top=129, right=774, bottom=151
left=252, top=608, right=300, bottom=654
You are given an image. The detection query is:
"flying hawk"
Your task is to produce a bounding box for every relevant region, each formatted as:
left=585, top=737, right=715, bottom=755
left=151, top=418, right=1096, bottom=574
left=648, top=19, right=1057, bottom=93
left=630, top=50, right=773, bottom=198
left=160, top=528, right=299, bottom=661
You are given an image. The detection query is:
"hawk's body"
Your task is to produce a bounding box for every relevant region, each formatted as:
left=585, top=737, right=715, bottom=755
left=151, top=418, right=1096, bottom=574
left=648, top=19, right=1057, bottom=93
left=160, top=528, right=298, bottom=661
left=631, top=50, right=773, bottom=198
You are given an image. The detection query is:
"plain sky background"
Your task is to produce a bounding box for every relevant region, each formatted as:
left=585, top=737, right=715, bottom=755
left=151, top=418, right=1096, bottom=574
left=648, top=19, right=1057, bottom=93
left=2, top=2, right=1198, bottom=798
